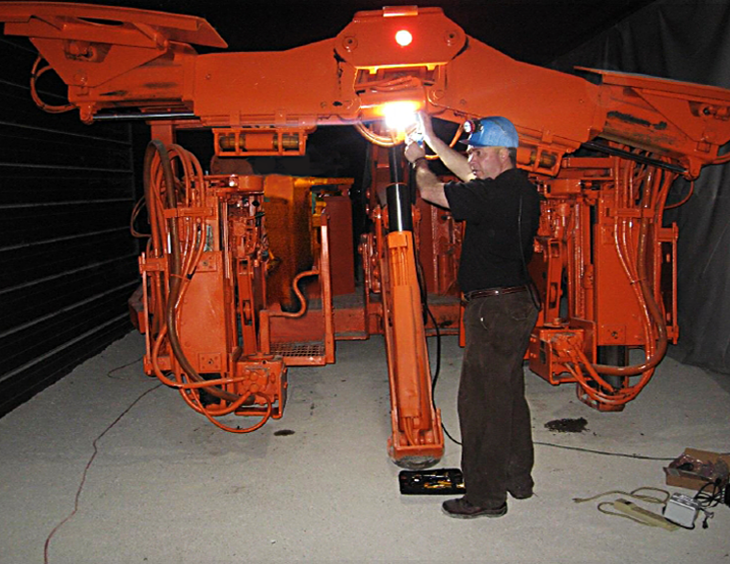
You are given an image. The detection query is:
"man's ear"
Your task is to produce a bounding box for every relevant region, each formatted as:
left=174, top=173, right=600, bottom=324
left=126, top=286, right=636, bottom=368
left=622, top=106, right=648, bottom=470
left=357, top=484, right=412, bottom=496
left=498, top=147, right=510, bottom=162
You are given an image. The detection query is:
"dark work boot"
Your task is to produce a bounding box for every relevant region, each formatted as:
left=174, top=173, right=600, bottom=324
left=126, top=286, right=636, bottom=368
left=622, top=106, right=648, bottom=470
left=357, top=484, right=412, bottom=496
left=507, top=486, right=533, bottom=500
left=442, top=497, right=508, bottom=519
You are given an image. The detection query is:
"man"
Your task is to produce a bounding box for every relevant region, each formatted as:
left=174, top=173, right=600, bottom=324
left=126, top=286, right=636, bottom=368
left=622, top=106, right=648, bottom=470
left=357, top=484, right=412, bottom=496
left=404, top=115, right=541, bottom=519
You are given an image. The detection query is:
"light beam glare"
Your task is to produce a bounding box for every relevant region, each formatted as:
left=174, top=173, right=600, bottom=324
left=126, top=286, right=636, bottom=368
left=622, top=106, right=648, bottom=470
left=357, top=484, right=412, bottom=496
left=382, top=101, right=419, bottom=131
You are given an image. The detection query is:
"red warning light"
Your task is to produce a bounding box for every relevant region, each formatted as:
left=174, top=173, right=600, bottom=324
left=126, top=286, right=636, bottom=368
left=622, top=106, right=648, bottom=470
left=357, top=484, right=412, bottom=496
left=395, top=29, right=413, bottom=47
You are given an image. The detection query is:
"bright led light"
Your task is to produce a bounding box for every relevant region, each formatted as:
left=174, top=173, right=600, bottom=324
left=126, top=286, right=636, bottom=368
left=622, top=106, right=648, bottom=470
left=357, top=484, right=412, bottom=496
left=382, top=101, right=419, bottom=131
left=395, top=29, right=413, bottom=47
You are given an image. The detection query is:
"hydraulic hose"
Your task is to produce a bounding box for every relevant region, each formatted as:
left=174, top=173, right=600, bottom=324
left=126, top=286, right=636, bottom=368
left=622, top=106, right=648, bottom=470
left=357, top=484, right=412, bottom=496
left=143, top=144, right=168, bottom=336
left=30, top=56, right=74, bottom=114
left=142, top=141, right=275, bottom=432
left=268, top=269, right=318, bottom=318
left=591, top=164, right=668, bottom=378
left=354, top=121, right=400, bottom=147
left=570, top=158, right=675, bottom=408
left=146, top=140, right=239, bottom=403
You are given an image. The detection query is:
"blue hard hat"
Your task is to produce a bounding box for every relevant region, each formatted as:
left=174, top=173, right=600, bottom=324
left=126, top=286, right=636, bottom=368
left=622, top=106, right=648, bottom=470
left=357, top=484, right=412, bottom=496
left=463, top=116, right=519, bottom=148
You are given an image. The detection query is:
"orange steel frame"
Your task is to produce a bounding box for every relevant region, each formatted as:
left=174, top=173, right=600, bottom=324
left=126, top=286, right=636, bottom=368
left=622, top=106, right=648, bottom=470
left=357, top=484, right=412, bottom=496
left=4, top=2, right=730, bottom=465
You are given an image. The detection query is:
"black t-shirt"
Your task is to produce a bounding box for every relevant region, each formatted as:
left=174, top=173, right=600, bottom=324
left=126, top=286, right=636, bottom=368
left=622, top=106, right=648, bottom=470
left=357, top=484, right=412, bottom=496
left=444, top=168, right=541, bottom=293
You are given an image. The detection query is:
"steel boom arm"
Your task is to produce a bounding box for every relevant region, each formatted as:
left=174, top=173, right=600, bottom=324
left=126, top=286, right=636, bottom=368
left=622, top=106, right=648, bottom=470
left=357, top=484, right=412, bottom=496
left=3, top=3, right=730, bottom=177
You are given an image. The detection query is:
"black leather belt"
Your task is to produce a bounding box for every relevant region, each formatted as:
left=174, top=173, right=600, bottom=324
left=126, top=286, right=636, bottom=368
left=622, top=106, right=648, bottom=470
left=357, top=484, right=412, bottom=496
left=463, top=285, right=528, bottom=301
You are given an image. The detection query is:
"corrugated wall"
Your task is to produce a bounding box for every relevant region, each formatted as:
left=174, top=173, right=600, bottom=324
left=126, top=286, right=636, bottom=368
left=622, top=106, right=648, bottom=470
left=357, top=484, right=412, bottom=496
left=0, top=36, right=140, bottom=415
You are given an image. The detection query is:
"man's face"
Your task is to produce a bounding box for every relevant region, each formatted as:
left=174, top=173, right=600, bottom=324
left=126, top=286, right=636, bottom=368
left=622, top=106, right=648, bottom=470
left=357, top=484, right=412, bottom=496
left=466, top=146, right=506, bottom=180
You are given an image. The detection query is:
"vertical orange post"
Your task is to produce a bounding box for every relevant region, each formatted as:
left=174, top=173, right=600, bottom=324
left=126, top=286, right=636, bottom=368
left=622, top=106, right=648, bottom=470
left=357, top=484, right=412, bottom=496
left=320, top=214, right=336, bottom=364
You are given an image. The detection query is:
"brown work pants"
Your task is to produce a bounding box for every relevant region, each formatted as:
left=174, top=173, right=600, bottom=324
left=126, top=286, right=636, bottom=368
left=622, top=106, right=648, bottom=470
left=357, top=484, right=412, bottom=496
left=459, top=290, right=539, bottom=508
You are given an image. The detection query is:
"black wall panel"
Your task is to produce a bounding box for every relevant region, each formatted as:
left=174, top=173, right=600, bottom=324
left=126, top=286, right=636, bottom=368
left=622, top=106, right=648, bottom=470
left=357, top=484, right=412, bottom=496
left=0, top=36, right=140, bottom=416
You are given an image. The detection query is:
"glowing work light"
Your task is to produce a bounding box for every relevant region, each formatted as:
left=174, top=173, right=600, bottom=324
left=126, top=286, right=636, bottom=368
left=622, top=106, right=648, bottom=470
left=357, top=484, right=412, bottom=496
left=395, top=29, right=413, bottom=47
left=463, top=119, right=479, bottom=134
left=381, top=100, right=420, bottom=131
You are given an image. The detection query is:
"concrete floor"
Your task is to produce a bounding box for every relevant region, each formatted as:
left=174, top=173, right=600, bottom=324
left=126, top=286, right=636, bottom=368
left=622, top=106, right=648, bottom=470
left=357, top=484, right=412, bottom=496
left=0, top=330, right=728, bottom=564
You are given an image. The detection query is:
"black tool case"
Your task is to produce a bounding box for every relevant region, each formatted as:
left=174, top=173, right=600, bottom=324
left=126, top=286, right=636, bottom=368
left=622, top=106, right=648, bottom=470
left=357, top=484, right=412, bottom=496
left=398, top=468, right=466, bottom=495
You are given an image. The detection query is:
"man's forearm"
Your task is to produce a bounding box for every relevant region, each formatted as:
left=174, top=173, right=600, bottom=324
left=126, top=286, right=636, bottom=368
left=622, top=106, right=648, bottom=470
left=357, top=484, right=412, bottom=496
left=425, top=135, right=474, bottom=182
left=414, top=160, right=450, bottom=209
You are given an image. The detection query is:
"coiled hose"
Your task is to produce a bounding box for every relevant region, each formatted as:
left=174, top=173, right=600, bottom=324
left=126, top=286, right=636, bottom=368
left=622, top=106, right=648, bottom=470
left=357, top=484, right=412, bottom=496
left=143, top=140, right=272, bottom=432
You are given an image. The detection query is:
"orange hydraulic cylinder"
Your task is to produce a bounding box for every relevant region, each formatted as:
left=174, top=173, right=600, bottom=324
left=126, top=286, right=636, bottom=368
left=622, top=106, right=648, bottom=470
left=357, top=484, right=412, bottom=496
left=384, top=230, right=443, bottom=464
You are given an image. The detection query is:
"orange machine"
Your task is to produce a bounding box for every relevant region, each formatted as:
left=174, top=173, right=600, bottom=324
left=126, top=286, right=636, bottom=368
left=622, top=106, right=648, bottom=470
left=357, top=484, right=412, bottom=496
left=3, top=2, right=730, bottom=467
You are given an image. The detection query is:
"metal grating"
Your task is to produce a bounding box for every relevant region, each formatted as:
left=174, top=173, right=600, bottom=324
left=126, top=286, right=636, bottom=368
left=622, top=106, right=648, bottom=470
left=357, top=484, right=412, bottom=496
left=270, top=342, right=325, bottom=358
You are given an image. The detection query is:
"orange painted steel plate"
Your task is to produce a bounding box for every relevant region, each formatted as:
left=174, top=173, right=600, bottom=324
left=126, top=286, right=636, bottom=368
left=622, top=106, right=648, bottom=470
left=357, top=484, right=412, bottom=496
left=0, top=2, right=227, bottom=48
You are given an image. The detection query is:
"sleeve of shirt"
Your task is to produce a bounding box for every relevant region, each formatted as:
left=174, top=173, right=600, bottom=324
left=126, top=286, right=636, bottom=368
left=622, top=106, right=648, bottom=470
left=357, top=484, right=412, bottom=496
left=444, top=179, right=493, bottom=223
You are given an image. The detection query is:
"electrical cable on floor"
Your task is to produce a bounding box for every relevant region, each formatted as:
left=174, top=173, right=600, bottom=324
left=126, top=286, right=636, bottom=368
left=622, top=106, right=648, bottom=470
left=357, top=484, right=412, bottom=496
left=692, top=479, right=727, bottom=529
left=43, top=374, right=162, bottom=564
left=533, top=441, right=676, bottom=461
left=573, top=486, right=669, bottom=505
left=106, top=355, right=145, bottom=379
left=573, top=486, right=678, bottom=529
left=694, top=479, right=726, bottom=508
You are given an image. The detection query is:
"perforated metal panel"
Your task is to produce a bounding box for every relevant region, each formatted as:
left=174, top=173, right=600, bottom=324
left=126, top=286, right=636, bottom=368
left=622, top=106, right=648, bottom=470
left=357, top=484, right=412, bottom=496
left=270, top=342, right=326, bottom=358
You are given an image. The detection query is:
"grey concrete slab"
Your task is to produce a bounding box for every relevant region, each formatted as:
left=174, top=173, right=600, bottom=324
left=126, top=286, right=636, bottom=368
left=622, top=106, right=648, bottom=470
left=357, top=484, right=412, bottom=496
left=0, top=331, right=727, bottom=563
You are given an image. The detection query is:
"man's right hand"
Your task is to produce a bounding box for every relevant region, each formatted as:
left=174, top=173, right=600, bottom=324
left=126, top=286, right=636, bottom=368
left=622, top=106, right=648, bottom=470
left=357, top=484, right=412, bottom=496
left=404, top=136, right=426, bottom=164
left=416, top=113, right=436, bottom=146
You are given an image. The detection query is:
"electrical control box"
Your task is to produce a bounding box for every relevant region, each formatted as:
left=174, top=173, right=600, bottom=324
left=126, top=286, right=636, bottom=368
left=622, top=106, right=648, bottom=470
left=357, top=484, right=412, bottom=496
left=663, top=493, right=700, bottom=529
